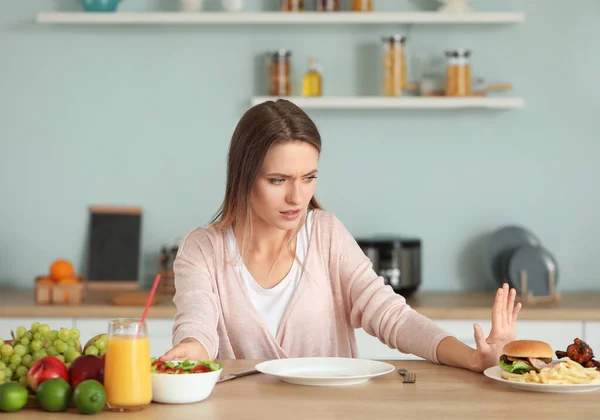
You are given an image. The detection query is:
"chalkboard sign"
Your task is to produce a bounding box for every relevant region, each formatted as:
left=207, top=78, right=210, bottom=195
left=86, top=206, right=142, bottom=291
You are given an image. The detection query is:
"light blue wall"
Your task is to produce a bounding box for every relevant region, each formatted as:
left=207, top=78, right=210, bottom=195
left=1, top=0, right=598, bottom=291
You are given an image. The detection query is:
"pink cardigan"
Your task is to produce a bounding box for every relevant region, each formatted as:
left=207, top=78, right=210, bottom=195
left=171, top=210, right=452, bottom=362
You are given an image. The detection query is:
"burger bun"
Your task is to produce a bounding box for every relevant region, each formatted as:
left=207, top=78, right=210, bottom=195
left=502, top=340, right=554, bottom=359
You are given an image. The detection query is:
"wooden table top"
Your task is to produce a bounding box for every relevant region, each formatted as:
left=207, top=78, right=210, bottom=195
left=12, top=359, right=599, bottom=419
left=1, top=288, right=600, bottom=320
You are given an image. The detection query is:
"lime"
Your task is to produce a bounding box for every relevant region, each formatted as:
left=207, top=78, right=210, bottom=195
left=36, top=378, right=71, bottom=412
left=0, top=381, right=29, bottom=413
left=73, top=379, right=106, bottom=414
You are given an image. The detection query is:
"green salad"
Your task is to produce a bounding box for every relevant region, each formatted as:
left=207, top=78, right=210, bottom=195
left=151, top=357, right=222, bottom=374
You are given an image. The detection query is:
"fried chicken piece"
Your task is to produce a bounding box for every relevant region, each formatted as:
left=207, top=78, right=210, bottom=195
left=566, top=338, right=594, bottom=365
left=555, top=350, right=568, bottom=359
left=584, top=360, right=600, bottom=371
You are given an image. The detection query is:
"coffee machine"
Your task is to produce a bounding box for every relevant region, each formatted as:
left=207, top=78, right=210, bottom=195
left=355, top=236, right=422, bottom=298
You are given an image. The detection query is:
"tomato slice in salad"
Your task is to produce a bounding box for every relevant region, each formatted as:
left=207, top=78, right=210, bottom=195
left=191, top=365, right=211, bottom=373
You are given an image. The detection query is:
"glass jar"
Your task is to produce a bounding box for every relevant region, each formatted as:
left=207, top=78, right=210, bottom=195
left=316, top=0, right=339, bottom=11
left=352, top=0, right=373, bottom=11
left=268, top=50, right=292, bottom=96
left=445, top=49, right=471, bottom=96
left=381, top=35, right=407, bottom=96
left=104, top=319, right=152, bottom=412
left=281, top=0, right=304, bottom=11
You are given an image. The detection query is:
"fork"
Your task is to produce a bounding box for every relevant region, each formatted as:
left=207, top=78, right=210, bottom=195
left=217, top=368, right=260, bottom=383
left=398, top=368, right=416, bottom=383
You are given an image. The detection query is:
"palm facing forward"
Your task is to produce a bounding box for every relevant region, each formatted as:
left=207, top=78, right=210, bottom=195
left=473, top=283, right=522, bottom=371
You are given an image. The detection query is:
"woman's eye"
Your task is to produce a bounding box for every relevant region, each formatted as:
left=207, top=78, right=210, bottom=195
left=270, top=178, right=284, bottom=185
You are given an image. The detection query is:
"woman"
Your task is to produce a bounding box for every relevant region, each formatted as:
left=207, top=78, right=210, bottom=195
left=161, top=99, right=521, bottom=373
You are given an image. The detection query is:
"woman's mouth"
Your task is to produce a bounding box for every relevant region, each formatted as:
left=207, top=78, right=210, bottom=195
left=280, top=209, right=301, bottom=221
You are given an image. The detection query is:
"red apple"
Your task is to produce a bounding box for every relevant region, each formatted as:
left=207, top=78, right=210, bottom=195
left=27, top=356, right=69, bottom=392
left=69, top=355, right=105, bottom=389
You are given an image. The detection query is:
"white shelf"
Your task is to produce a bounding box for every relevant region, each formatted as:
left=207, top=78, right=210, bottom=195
left=250, top=96, right=525, bottom=110
left=35, top=11, right=525, bottom=25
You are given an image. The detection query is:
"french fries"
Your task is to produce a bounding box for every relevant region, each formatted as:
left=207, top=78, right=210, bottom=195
left=503, top=359, right=600, bottom=385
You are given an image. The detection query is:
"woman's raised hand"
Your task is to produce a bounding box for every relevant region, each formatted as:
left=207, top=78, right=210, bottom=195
left=473, top=283, right=522, bottom=371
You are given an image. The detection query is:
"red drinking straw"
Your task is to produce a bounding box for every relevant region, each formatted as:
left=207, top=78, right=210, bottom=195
left=138, top=274, right=161, bottom=337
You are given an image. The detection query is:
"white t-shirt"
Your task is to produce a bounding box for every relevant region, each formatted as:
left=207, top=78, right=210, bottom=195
left=226, top=211, right=314, bottom=337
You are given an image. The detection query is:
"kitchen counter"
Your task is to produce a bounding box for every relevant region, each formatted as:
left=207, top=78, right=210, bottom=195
left=12, top=359, right=599, bottom=419
left=1, top=288, right=600, bottom=320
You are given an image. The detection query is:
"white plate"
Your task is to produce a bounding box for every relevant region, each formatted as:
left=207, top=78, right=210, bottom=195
left=483, top=366, right=600, bottom=393
left=255, top=357, right=395, bottom=387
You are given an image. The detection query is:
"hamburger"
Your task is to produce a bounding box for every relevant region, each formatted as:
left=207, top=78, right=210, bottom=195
left=499, top=340, right=559, bottom=379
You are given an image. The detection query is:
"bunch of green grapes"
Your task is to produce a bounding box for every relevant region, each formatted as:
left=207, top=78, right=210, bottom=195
left=83, top=334, right=108, bottom=357
left=0, top=322, right=82, bottom=387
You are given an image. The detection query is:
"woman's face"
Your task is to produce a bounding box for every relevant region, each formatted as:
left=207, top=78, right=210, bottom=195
left=250, top=141, right=319, bottom=231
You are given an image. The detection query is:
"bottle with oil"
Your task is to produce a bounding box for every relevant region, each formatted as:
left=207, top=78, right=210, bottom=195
left=302, top=56, right=322, bottom=97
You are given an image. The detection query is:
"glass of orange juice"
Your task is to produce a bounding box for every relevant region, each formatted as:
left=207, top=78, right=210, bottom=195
left=104, top=319, right=152, bottom=412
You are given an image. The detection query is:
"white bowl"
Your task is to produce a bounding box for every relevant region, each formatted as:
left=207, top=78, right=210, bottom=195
left=151, top=368, right=223, bottom=404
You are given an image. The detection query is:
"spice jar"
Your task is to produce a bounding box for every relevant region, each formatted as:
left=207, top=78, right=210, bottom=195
left=316, top=0, right=339, bottom=11
left=268, top=50, right=292, bottom=96
left=281, top=0, right=303, bottom=11
left=352, top=0, right=373, bottom=11
left=445, top=49, right=471, bottom=96
left=381, top=35, right=407, bottom=96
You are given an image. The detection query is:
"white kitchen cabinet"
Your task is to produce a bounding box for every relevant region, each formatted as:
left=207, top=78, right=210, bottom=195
left=584, top=322, right=600, bottom=353
left=0, top=317, right=74, bottom=338
left=516, top=321, right=584, bottom=353
left=433, top=320, right=584, bottom=353
left=2, top=315, right=592, bottom=362
left=354, top=319, right=585, bottom=362
left=74, top=318, right=174, bottom=357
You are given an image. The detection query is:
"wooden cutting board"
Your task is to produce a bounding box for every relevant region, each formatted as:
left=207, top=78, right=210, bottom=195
left=110, top=292, right=161, bottom=306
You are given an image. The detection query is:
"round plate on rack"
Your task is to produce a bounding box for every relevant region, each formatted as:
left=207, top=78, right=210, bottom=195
left=483, top=225, right=540, bottom=287
left=507, top=244, right=559, bottom=296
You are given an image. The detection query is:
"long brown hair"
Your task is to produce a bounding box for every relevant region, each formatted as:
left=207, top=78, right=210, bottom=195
left=210, top=99, right=324, bottom=261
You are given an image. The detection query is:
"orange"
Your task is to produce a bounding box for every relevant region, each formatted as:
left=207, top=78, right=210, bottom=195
left=50, top=259, right=74, bottom=282
left=38, top=277, right=53, bottom=285
left=57, top=277, right=79, bottom=285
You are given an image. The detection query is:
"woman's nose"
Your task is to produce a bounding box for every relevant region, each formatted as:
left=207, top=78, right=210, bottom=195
left=286, top=182, right=301, bottom=204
